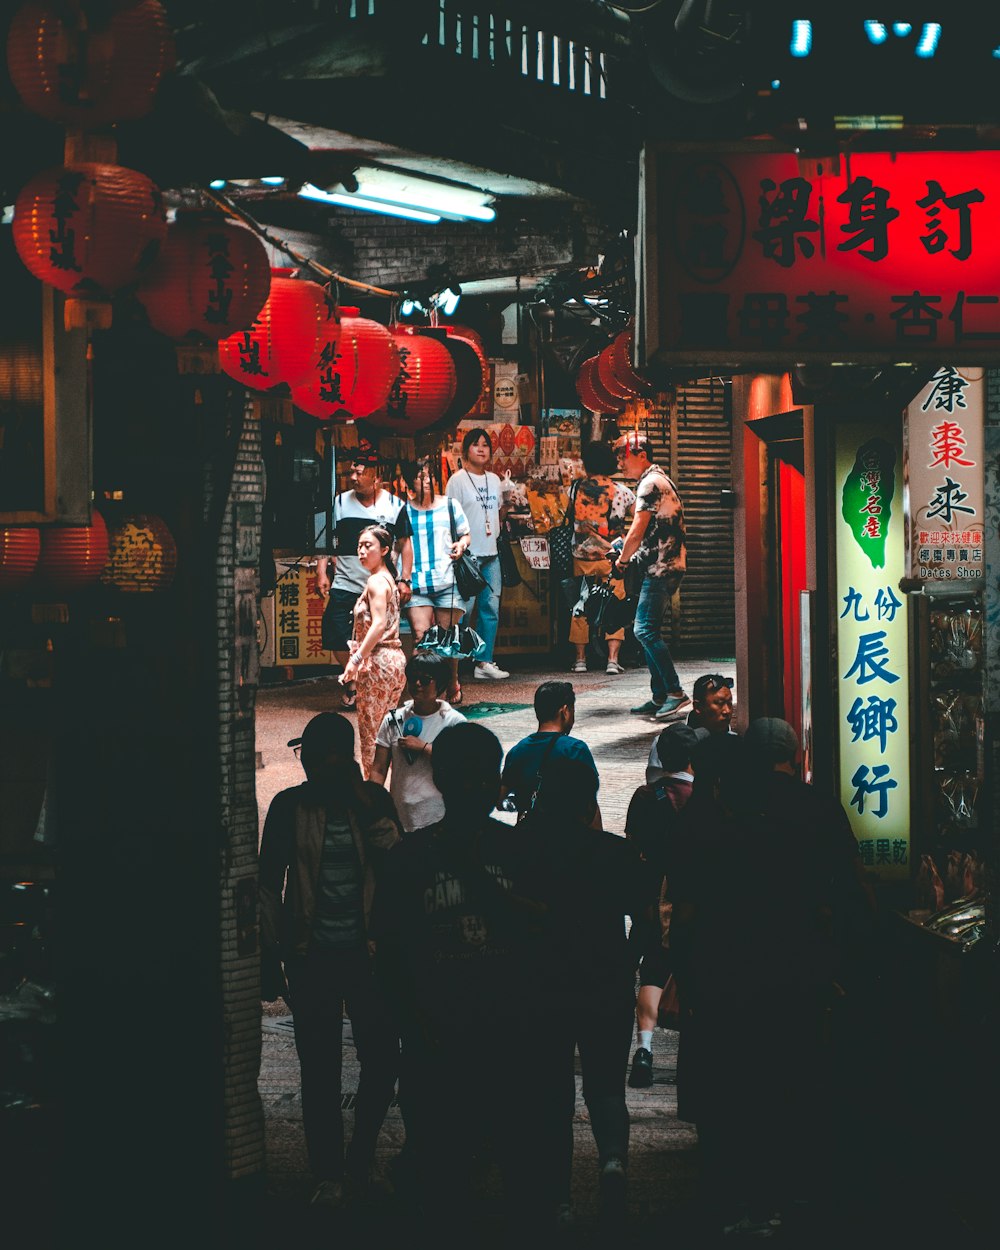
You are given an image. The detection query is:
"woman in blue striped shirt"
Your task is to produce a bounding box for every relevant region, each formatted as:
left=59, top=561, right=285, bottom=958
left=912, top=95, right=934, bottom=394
left=400, top=456, right=471, bottom=704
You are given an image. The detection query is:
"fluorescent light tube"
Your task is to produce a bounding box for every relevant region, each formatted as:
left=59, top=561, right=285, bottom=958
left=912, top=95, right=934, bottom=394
left=298, top=183, right=442, bottom=223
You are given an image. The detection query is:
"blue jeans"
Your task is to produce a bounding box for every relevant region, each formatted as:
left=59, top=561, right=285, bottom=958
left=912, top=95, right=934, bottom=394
left=463, top=554, right=502, bottom=662
left=633, top=574, right=683, bottom=704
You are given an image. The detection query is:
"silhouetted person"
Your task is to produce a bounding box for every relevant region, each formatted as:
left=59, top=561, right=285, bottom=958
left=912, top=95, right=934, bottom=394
left=374, top=722, right=548, bottom=1238
left=258, top=713, right=402, bottom=1210
left=523, top=754, right=652, bottom=1228
left=669, top=718, right=870, bottom=1238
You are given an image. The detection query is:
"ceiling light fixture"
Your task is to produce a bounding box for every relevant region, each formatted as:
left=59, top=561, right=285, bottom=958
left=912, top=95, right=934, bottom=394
left=298, top=183, right=442, bottom=223
left=344, top=165, right=496, bottom=223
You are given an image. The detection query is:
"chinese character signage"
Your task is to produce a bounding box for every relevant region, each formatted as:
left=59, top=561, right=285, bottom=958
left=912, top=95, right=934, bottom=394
left=836, top=425, right=911, bottom=879
left=653, top=149, right=1000, bottom=362
left=260, top=561, right=337, bottom=668
left=906, top=366, right=984, bottom=588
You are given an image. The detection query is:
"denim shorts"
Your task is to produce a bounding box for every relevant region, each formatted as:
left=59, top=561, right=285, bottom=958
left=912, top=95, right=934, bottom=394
left=408, top=582, right=464, bottom=610
left=321, top=587, right=360, bottom=650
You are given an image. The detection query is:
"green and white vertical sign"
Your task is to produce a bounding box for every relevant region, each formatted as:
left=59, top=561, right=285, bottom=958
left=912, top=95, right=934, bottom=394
left=835, top=424, right=911, bottom=879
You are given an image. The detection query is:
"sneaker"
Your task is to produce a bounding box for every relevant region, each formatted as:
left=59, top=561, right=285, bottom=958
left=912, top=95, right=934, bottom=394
left=630, top=699, right=662, bottom=715
left=310, top=1179, right=346, bottom=1210
left=605, top=661, right=626, bottom=675
left=474, top=661, right=510, bottom=680
left=628, top=1046, right=654, bottom=1088
left=572, top=659, right=587, bottom=673
left=654, top=693, right=692, bottom=720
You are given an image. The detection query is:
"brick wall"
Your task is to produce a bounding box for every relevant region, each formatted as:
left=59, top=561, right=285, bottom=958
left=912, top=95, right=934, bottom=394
left=207, top=393, right=267, bottom=1181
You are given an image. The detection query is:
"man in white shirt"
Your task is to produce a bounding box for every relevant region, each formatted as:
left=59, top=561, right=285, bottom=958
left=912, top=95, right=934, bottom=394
left=370, top=653, right=466, bottom=833
left=446, top=427, right=509, bottom=681
left=314, top=446, right=413, bottom=706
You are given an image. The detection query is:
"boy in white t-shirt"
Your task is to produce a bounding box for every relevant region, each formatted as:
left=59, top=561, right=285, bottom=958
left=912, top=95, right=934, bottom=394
left=370, top=653, right=466, bottom=833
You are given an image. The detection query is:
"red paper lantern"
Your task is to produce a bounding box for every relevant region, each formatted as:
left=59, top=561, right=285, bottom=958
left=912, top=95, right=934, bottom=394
left=13, top=162, right=166, bottom=299
left=219, top=272, right=334, bottom=391
left=576, top=355, right=626, bottom=414
left=6, top=0, right=175, bottom=128
left=100, top=514, right=177, bottom=592
left=0, top=527, right=41, bottom=590
left=35, top=511, right=109, bottom=594
left=134, top=212, right=271, bottom=342
left=442, top=324, right=489, bottom=420
left=597, top=330, right=651, bottom=400
left=291, top=309, right=399, bottom=421
left=365, top=328, right=457, bottom=433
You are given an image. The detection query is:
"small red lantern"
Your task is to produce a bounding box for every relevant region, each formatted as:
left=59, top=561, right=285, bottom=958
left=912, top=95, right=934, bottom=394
left=219, top=272, right=334, bottom=391
left=576, top=355, right=626, bottom=414
left=13, top=163, right=166, bottom=299
left=134, top=211, right=271, bottom=342
left=6, top=0, right=175, bottom=128
left=442, top=324, right=490, bottom=420
left=100, top=514, right=177, bottom=593
left=35, top=511, right=109, bottom=594
left=0, top=527, right=41, bottom=590
left=598, top=331, right=651, bottom=400
left=291, top=309, right=399, bottom=421
left=365, top=328, right=457, bottom=433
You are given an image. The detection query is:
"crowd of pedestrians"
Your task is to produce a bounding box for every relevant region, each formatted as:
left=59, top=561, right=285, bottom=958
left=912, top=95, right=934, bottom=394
left=260, top=667, right=875, bottom=1243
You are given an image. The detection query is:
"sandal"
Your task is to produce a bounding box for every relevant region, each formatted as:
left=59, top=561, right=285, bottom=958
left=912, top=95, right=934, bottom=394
left=341, top=688, right=357, bottom=710
left=446, top=683, right=463, bottom=707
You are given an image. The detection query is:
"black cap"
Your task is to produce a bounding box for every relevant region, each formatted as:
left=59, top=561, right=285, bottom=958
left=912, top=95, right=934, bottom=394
left=352, top=442, right=380, bottom=468
left=288, top=712, right=354, bottom=762
left=656, top=722, right=709, bottom=772
left=744, top=717, right=799, bottom=764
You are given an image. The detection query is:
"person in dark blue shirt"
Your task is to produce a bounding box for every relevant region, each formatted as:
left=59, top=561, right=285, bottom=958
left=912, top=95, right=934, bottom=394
left=500, top=681, right=602, bottom=825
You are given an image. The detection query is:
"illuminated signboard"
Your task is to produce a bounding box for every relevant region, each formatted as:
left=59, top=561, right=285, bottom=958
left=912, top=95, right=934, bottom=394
left=835, top=424, right=911, bottom=879
left=647, top=148, right=1000, bottom=364
left=905, top=366, right=984, bottom=588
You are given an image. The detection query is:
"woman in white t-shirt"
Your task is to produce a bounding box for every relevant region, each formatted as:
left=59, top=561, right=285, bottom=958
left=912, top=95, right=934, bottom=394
left=369, top=653, right=466, bottom=833
left=399, top=455, right=471, bottom=704
left=445, top=428, right=510, bottom=682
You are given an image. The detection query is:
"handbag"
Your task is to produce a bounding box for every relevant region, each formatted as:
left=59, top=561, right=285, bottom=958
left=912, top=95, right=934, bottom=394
left=547, top=479, right=577, bottom=578
left=447, top=499, right=487, bottom=600
left=497, top=524, right=522, bottom=589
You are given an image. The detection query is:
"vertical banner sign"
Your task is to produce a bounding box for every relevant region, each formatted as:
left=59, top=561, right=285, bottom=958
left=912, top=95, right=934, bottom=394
left=906, top=366, right=985, bottom=587
left=836, top=425, right=911, bottom=878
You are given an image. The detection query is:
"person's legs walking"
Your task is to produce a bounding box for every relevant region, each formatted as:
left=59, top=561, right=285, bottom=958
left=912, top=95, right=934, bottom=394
left=632, top=576, right=684, bottom=707
left=285, top=952, right=347, bottom=1182
left=470, top=556, right=509, bottom=678
left=342, top=948, right=400, bottom=1182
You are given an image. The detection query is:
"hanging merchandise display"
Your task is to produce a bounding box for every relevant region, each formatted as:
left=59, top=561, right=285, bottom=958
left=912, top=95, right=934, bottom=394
left=575, top=355, right=626, bottom=414
left=364, top=326, right=456, bottom=433
left=134, top=211, right=271, bottom=342
left=12, top=163, right=167, bottom=299
left=100, top=514, right=178, bottom=593
left=34, top=511, right=109, bottom=594
left=218, top=271, right=335, bottom=392
left=291, top=308, right=400, bottom=420
left=6, top=0, right=175, bottom=128
left=0, top=526, right=41, bottom=590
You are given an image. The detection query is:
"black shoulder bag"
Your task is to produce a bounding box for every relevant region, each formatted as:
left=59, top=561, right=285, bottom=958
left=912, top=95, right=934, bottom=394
left=448, top=498, right=487, bottom=600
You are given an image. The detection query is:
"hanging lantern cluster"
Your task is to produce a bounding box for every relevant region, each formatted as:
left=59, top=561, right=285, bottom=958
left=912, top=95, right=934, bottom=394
left=6, top=0, right=176, bottom=128
left=219, top=272, right=336, bottom=391
left=134, top=212, right=271, bottom=342
left=576, top=330, right=651, bottom=413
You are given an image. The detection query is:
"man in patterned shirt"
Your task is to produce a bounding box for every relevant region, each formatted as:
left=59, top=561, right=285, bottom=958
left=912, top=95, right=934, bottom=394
left=612, top=433, right=690, bottom=721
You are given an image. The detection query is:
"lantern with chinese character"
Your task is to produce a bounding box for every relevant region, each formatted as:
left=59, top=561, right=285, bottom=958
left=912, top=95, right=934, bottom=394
left=441, top=324, right=489, bottom=421
left=598, top=330, right=651, bottom=400
left=291, top=309, right=399, bottom=421
left=100, top=513, right=177, bottom=592
left=6, top=0, right=175, bottom=128
left=35, top=511, right=109, bottom=594
left=0, top=527, right=41, bottom=590
left=134, top=212, right=271, bottom=342
left=12, top=163, right=166, bottom=299
left=218, top=271, right=334, bottom=391
left=364, top=328, right=457, bottom=433
left=576, top=355, right=626, bottom=414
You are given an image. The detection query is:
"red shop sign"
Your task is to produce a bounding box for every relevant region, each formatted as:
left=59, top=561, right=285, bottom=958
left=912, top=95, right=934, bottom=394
left=648, top=147, right=1000, bottom=365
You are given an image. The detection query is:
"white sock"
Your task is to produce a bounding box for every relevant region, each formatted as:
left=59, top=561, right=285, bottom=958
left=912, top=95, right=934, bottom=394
left=638, top=1030, right=653, bottom=1053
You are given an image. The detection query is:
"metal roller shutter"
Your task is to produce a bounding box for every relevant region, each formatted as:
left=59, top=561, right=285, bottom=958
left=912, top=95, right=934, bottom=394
left=637, top=380, right=735, bottom=656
